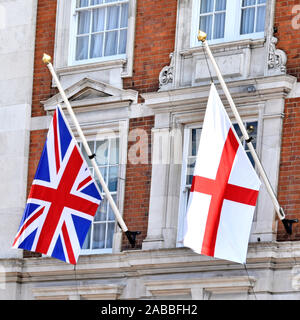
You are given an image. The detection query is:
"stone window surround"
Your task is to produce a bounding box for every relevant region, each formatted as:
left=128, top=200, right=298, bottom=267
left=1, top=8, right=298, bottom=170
left=53, top=0, right=137, bottom=84
left=141, top=75, right=296, bottom=251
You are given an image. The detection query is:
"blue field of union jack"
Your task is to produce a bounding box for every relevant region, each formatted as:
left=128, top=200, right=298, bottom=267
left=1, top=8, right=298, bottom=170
left=12, top=105, right=102, bottom=264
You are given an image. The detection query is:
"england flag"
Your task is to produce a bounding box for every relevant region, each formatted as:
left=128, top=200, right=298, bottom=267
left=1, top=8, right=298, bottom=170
left=183, top=84, right=261, bottom=264
left=12, top=105, right=102, bottom=264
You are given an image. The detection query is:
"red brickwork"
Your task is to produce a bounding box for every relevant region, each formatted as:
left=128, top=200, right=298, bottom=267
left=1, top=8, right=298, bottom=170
left=122, top=116, right=154, bottom=250
left=275, top=1, right=300, bottom=81
left=277, top=98, right=300, bottom=241
left=31, top=0, right=57, bottom=117
left=275, top=1, right=300, bottom=240
left=123, top=0, right=177, bottom=96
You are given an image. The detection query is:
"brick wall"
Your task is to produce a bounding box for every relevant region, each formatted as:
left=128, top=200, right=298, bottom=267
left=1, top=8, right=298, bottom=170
left=275, top=1, right=300, bottom=81
left=277, top=98, right=300, bottom=241
left=275, top=1, right=300, bottom=240
left=32, top=0, right=57, bottom=117
left=121, top=116, right=154, bottom=250
left=123, top=0, right=177, bottom=96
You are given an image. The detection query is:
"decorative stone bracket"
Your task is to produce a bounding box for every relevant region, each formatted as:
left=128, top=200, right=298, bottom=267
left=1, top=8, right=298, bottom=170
left=268, top=36, right=287, bottom=74
left=159, top=52, right=175, bottom=91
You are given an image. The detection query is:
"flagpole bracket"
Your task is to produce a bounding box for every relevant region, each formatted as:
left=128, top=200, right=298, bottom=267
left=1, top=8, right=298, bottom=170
left=282, top=218, right=298, bottom=235
left=125, top=230, right=141, bottom=248
left=88, top=153, right=96, bottom=160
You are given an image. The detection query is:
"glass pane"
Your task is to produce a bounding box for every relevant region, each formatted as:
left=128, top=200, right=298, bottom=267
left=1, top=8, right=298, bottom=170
left=77, top=0, right=89, bottom=8
left=200, top=0, right=213, bottom=13
left=106, top=5, right=120, bottom=30
left=109, top=138, right=119, bottom=165
left=95, top=197, right=107, bottom=221
left=105, top=0, right=119, bottom=3
left=76, top=36, right=89, bottom=60
left=106, top=222, right=115, bottom=248
left=214, top=12, right=225, bottom=39
left=77, top=11, right=91, bottom=34
left=242, top=0, right=255, bottom=6
left=191, top=128, right=201, bottom=157
left=82, top=224, right=91, bottom=249
left=108, top=194, right=117, bottom=221
left=108, top=165, right=118, bottom=192
left=258, top=0, right=266, bottom=3
left=215, top=0, right=226, bottom=11
left=199, top=15, right=213, bottom=40
left=233, top=123, right=242, bottom=140
left=240, top=7, right=255, bottom=34
left=186, top=157, right=196, bottom=185
left=95, top=167, right=107, bottom=193
left=92, top=8, right=105, bottom=32
left=118, top=30, right=127, bottom=54
left=90, top=33, right=104, bottom=58
left=95, top=140, right=109, bottom=165
left=256, top=5, right=266, bottom=32
left=104, top=31, right=118, bottom=56
left=81, top=141, right=94, bottom=167
left=246, top=121, right=258, bottom=149
left=92, top=223, right=106, bottom=249
left=91, top=0, right=104, bottom=5
left=120, top=3, right=129, bottom=28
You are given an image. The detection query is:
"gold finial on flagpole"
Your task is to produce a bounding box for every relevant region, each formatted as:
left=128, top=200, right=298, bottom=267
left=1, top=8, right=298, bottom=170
left=42, top=53, right=52, bottom=64
left=197, top=30, right=207, bottom=42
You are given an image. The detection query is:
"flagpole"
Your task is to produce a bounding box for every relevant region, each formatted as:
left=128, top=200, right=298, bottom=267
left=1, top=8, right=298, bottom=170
left=42, top=54, right=140, bottom=246
left=197, top=31, right=298, bottom=234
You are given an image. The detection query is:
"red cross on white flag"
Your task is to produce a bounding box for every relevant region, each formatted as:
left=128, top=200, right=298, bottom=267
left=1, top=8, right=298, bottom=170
left=183, top=83, right=261, bottom=264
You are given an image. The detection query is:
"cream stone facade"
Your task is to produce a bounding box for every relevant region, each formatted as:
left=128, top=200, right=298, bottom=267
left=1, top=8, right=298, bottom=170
left=0, top=0, right=300, bottom=300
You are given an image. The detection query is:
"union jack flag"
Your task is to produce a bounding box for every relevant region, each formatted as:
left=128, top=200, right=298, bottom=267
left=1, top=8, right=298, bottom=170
left=12, top=105, right=102, bottom=264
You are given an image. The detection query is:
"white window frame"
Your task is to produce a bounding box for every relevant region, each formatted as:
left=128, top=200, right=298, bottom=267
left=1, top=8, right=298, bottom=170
left=190, top=0, right=266, bottom=47
left=69, top=0, right=129, bottom=66
left=76, top=120, right=128, bottom=255
left=176, top=118, right=260, bottom=247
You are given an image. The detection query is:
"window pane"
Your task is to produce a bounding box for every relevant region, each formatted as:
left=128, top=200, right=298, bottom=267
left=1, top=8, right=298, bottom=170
left=80, top=141, right=94, bottom=167
left=186, top=157, right=196, bottom=185
left=119, top=29, right=127, bottom=54
left=92, top=223, right=106, bottom=249
left=240, top=7, right=255, bottom=34
left=258, top=0, right=266, bottom=3
left=256, top=5, right=266, bottom=32
left=242, top=0, right=255, bottom=6
left=215, top=0, right=226, bottom=11
left=246, top=121, right=258, bottom=150
left=200, top=0, right=214, bottom=13
left=109, top=138, right=119, bottom=164
left=76, top=36, right=89, bottom=60
left=199, top=15, right=213, bottom=40
left=214, top=12, right=225, bottom=39
left=95, top=167, right=107, bottom=193
left=120, top=3, right=129, bottom=28
left=95, top=140, right=109, bottom=165
left=77, top=0, right=89, bottom=8
left=77, top=11, right=91, bottom=34
left=104, top=31, right=118, bottom=56
left=191, top=128, right=201, bottom=157
left=108, top=165, right=118, bottom=192
left=106, top=5, right=120, bottom=30
left=90, top=33, right=104, bottom=58
left=92, top=8, right=105, bottom=32
left=95, top=197, right=107, bottom=221
left=82, top=225, right=91, bottom=249
left=105, top=0, right=119, bottom=3
left=108, top=194, right=117, bottom=221
left=106, top=223, right=115, bottom=248
left=91, top=0, right=104, bottom=5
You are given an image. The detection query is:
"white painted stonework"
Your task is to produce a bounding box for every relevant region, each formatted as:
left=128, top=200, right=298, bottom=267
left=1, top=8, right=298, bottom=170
left=0, top=0, right=37, bottom=260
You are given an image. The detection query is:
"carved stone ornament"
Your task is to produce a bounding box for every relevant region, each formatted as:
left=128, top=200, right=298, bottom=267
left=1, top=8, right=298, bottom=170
left=268, top=36, right=287, bottom=73
left=159, top=52, right=175, bottom=90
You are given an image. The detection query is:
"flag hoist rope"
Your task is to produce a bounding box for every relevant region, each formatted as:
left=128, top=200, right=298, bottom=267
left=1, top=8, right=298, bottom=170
left=42, top=54, right=140, bottom=246
left=197, top=31, right=298, bottom=234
